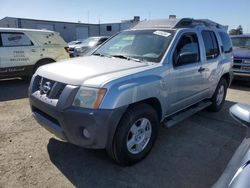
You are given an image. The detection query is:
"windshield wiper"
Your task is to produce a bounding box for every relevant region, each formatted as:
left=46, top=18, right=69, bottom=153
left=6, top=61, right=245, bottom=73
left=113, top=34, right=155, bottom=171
left=93, top=53, right=112, bottom=58
left=111, top=55, right=141, bottom=62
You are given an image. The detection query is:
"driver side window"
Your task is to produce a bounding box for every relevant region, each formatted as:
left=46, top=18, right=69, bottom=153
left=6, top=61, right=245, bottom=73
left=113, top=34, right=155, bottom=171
left=173, top=33, right=200, bottom=67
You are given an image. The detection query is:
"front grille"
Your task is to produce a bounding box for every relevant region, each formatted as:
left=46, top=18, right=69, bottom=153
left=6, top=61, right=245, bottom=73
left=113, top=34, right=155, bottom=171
left=233, top=58, right=250, bottom=72
left=34, top=76, right=66, bottom=99
left=233, top=65, right=241, bottom=69
left=234, top=59, right=243, bottom=63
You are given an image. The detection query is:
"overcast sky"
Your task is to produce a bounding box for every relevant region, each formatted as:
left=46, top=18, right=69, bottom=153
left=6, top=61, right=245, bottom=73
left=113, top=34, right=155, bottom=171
left=1, top=0, right=250, bottom=32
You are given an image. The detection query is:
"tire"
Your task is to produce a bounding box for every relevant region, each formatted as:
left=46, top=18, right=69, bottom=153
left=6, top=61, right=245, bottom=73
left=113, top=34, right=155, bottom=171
left=34, top=59, right=55, bottom=74
left=208, top=78, right=228, bottom=112
left=108, top=103, right=159, bottom=166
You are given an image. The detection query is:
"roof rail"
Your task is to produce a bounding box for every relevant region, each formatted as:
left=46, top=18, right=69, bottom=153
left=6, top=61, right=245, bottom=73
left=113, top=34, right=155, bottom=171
left=175, top=18, right=228, bottom=31
left=132, top=18, right=228, bottom=31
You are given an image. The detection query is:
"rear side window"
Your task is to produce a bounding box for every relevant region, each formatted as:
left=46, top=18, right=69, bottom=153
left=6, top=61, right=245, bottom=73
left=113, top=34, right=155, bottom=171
left=202, top=30, right=220, bottom=60
left=0, top=32, right=33, bottom=47
left=219, top=32, right=233, bottom=53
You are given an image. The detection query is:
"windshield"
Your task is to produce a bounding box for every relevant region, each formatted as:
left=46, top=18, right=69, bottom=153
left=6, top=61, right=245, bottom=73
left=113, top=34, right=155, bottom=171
left=68, top=41, right=82, bottom=45
left=94, top=30, right=175, bottom=63
left=231, top=37, right=250, bottom=49
left=81, top=37, right=100, bottom=47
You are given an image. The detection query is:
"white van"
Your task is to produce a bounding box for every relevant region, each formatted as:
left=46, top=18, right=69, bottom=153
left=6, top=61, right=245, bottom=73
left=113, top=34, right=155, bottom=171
left=0, top=28, right=69, bottom=79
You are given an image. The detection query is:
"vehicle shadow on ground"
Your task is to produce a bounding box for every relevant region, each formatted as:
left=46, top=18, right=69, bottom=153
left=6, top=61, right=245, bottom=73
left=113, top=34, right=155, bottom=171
left=230, top=79, right=250, bottom=92
left=47, top=100, right=245, bottom=188
left=0, top=78, right=30, bottom=102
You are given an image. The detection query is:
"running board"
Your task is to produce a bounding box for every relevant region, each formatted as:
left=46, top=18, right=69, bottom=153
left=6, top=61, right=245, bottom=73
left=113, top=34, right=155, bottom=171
left=163, top=101, right=212, bottom=128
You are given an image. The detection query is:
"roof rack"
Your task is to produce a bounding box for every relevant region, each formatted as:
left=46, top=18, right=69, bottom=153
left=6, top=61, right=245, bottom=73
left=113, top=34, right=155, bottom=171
left=132, top=18, right=228, bottom=31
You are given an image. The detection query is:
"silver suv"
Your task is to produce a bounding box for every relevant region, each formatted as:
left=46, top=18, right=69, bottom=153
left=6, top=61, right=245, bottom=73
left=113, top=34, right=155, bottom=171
left=29, top=18, right=233, bottom=165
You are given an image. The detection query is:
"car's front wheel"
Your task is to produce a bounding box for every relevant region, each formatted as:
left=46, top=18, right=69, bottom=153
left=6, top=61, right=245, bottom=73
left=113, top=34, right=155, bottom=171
left=108, top=103, right=159, bottom=166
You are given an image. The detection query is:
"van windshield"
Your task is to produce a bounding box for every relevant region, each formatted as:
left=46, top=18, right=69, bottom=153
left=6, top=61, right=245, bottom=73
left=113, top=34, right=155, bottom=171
left=231, top=37, right=250, bottom=49
left=94, top=30, right=175, bottom=63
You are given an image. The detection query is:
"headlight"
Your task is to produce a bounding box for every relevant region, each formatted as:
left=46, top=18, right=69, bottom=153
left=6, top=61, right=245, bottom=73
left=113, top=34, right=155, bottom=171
left=75, top=47, right=86, bottom=53
left=75, top=47, right=82, bottom=52
left=73, top=87, right=106, bottom=109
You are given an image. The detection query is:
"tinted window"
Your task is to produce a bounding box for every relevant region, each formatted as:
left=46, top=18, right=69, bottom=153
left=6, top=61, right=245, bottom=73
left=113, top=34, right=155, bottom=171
left=173, top=33, right=200, bottom=66
left=231, top=37, right=250, bottom=49
left=219, top=32, right=232, bottom=53
left=202, top=31, right=220, bottom=60
left=210, top=32, right=220, bottom=56
left=106, top=26, right=112, bottom=31
left=98, top=38, right=108, bottom=44
left=1, top=32, right=33, bottom=47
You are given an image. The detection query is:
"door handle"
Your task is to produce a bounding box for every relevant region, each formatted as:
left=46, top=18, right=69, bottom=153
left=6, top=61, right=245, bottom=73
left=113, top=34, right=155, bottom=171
left=31, top=49, right=37, bottom=52
left=198, top=67, right=206, bottom=73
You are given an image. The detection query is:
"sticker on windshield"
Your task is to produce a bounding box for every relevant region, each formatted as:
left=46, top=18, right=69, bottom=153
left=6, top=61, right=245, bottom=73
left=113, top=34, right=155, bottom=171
left=153, top=30, right=171, bottom=38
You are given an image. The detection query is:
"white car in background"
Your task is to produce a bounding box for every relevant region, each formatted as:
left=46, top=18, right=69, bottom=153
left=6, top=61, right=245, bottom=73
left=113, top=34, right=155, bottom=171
left=0, top=28, right=69, bottom=80
left=68, top=39, right=85, bottom=57
left=69, top=36, right=109, bottom=57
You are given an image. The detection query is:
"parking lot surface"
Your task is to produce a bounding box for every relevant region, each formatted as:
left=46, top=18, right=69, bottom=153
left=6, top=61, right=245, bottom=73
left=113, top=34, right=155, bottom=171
left=0, top=79, right=249, bottom=188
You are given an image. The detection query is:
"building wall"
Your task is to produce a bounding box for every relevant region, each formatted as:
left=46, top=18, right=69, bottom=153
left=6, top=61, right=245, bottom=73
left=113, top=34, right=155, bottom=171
left=0, top=17, right=138, bottom=42
left=0, top=17, right=18, bottom=28
left=99, top=22, right=136, bottom=36
left=89, top=25, right=100, bottom=37
left=19, top=19, right=100, bottom=42
left=120, top=22, right=137, bottom=30
left=99, top=23, right=120, bottom=36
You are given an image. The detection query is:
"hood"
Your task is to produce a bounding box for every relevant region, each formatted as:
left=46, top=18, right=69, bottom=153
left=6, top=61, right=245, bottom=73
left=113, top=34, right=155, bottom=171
left=68, top=43, right=87, bottom=48
left=36, top=56, right=151, bottom=86
left=233, top=48, right=250, bottom=59
left=73, top=44, right=88, bottom=49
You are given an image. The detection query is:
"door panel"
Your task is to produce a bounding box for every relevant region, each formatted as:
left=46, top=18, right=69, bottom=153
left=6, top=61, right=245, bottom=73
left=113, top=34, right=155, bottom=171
left=167, top=63, right=205, bottom=114
left=166, top=32, right=208, bottom=115
left=0, top=32, right=40, bottom=68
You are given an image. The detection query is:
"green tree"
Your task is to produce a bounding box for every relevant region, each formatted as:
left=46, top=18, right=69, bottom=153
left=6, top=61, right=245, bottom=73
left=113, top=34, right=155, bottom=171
left=229, top=25, right=243, bottom=35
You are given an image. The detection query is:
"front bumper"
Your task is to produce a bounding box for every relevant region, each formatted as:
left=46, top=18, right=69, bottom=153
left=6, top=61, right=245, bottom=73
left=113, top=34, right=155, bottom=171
left=29, top=76, right=127, bottom=149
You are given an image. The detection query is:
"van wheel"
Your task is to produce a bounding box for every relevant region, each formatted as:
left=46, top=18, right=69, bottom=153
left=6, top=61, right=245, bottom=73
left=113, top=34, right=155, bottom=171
left=108, top=103, right=159, bottom=166
left=34, top=59, right=55, bottom=73
left=208, top=78, right=228, bottom=112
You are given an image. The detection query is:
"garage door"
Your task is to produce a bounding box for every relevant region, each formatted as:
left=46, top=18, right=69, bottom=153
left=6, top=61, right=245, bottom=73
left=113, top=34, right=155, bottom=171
left=37, top=24, right=54, bottom=31
left=76, top=27, right=89, bottom=40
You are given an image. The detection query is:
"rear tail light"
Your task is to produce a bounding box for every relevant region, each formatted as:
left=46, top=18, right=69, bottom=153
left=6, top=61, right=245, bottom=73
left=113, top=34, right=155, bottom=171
left=64, top=47, right=69, bottom=53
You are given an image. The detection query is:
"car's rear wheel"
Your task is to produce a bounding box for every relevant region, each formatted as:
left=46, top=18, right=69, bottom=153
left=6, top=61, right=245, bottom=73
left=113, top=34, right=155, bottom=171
left=108, top=103, right=159, bottom=166
left=208, top=78, right=228, bottom=112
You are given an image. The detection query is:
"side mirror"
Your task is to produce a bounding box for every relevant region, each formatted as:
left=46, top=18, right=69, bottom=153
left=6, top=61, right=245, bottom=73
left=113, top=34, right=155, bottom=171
left=230, top=103, right=250, bottom=129
left=175, top=52, right=198, bottom=66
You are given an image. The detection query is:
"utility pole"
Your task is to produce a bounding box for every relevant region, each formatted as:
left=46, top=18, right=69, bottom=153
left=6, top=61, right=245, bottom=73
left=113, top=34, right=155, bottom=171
left=148, top=11, right=151, bottom=20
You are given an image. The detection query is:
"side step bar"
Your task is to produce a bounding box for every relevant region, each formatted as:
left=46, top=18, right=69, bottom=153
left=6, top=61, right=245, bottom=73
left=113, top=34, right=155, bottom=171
left=163, top=101, right=212, bottom=128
